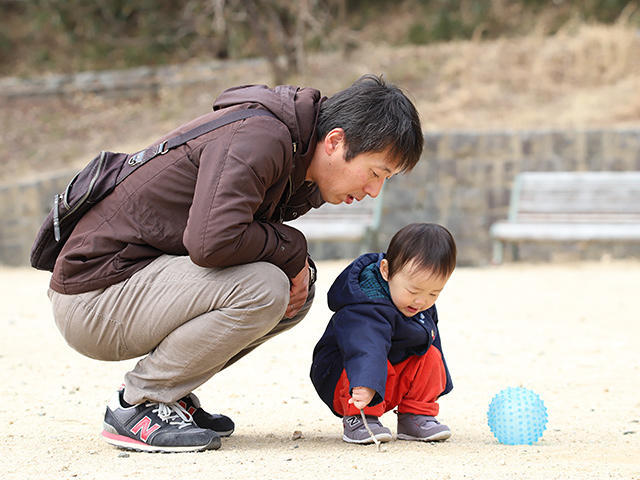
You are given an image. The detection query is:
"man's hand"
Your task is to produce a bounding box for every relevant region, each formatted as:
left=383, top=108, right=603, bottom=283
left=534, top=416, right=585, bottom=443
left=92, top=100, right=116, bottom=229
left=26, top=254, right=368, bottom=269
left=285, top=258, right=309, bottom=318
left=348, top=386, right=375, bottom=410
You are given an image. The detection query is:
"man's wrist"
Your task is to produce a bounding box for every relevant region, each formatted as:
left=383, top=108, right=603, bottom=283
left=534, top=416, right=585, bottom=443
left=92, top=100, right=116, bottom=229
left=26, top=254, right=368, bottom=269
left=307, top=258, right=317, bottom=287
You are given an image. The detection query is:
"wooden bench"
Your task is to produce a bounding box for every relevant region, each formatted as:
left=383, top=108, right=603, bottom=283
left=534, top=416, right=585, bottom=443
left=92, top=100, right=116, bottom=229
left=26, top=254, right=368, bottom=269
left=284, top=188, right=384, bottom=251
left=489, top=171, right=640, bottom=264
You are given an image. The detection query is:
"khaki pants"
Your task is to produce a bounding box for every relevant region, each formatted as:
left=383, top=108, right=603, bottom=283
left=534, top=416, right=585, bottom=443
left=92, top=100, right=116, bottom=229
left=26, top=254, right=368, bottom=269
left=48, top=255, right=314, bottom=405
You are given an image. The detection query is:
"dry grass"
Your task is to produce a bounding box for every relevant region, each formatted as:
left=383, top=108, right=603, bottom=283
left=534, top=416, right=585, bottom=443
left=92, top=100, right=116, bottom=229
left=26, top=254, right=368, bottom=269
left=1, top=22, right=639, bottom=184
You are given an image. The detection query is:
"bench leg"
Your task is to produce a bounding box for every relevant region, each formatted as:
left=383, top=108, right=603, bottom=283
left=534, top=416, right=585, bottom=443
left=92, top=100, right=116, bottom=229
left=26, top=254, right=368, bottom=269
left=364, top=227, right=380, bottom=253
left=511, top=243, right=520, bottom=262
left=492, top=240, right=504, bottom=264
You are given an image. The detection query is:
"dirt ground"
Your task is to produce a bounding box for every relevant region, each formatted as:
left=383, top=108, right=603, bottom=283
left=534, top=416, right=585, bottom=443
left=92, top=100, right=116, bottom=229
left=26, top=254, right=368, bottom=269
left=1, top=259, right=639, bottom=480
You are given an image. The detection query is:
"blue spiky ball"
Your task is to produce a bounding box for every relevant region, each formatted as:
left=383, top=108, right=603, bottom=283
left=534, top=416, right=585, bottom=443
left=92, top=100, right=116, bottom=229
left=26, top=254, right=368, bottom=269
left=487, top=386, right=548, bottom=445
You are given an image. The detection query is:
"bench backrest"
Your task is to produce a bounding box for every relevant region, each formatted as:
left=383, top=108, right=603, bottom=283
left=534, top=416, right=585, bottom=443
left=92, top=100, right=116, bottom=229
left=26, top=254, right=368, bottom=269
left=510, top=171, right=640, bottom=223
left=284, top=189, right=384, bottom=241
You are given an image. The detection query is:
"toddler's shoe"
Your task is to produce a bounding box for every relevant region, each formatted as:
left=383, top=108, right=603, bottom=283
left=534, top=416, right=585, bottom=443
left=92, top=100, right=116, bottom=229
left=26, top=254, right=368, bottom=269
left=342, top=414, right=392, bottom=444
left=396, top=413, right=451, bottom=442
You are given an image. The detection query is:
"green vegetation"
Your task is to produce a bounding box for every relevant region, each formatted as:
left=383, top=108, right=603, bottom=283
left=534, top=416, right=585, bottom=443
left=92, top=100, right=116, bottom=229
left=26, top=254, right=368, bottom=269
left=1, top=0, right=638, bottom=78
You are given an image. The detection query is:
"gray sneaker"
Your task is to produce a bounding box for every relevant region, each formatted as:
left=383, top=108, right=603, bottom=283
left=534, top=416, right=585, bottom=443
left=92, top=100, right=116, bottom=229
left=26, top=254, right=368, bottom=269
left=342, top=415, right=392, bottom=444
left=397, top=413, right=451, bottom=442
left=102, top=390, right=221, bottom=452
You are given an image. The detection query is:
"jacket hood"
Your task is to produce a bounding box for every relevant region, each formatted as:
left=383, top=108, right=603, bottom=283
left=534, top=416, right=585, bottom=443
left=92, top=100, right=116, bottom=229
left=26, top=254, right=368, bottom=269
left=213, top=84, right=323, bottom=169
left=328, top=252, right=392, bottom=312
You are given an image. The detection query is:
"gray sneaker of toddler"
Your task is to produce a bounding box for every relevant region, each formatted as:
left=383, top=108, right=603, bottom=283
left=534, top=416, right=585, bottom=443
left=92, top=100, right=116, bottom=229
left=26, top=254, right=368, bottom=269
left=397, top=413, right=451, bottom=442
left=342, top=415, right=393, bottom=444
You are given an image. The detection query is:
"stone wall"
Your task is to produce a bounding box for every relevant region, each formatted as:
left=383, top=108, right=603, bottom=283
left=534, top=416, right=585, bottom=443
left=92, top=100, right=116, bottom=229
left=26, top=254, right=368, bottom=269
left=0, top=59, right=266, bottom=98
left=2, top=128, right=640, bottom=268
left=378, top=128, right=640, bottom=265
left=0, top=171, right=73, bottom=267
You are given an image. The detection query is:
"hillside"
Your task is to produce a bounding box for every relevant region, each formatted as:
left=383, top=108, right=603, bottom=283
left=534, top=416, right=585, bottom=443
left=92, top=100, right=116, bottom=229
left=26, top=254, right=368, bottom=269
left=1, top=22, right=639, bottom=184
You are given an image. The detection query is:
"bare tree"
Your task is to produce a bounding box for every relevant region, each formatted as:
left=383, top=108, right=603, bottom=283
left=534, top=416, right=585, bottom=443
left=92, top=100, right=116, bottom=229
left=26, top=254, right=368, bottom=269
left=243, top=0, right=300, bottom=84
left=181, top=0, right=335, bottom=84
left=211, top=0, right=230, bottom=58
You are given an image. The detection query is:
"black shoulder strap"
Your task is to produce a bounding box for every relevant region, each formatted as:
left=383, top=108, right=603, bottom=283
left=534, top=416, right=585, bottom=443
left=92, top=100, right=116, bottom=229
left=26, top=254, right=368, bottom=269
left=117, top=109, right=276, bottom=184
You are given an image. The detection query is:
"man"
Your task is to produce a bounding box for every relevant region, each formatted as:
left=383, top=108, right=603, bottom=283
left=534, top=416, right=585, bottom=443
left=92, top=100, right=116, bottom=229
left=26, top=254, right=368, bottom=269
left=48, top=74, right=423, bottom=452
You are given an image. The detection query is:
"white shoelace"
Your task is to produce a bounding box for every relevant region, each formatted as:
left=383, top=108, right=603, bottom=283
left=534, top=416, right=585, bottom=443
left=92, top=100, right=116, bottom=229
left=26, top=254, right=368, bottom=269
left=149, top=402, right=194, bottom=429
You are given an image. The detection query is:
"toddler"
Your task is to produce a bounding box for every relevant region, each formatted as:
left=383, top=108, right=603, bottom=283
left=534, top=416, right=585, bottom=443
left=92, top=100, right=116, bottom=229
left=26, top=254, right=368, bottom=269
left=310, top=223, right=455, bottom=444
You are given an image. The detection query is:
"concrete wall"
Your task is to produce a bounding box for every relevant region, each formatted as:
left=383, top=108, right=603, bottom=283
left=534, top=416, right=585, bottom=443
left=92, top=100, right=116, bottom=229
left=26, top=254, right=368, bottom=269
left=0, top=172, right=74, bottom=267
left=3, top=128, right=640, bottom=268
left=0, top=58, right=266, bottom=98
left=377, top=128, right=640, bottom=265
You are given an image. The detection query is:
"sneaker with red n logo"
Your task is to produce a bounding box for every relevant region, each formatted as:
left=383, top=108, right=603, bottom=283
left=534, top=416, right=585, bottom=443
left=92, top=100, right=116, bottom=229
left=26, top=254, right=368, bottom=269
left=101, top=390, right=221, bottom=453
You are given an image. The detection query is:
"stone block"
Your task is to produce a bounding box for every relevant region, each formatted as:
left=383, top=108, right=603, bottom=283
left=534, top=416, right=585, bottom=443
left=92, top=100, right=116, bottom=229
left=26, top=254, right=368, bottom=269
left=487, top=187, right=510, bottom=210
left=481, top=132, right=515, bottom=160
left=585, top=129, right=604, bottom=170
left=603, top=130, right=640, bottom=170
left=445, top=132, right=481, bottom=160
left=422, top=132, right=442, bottom=159
left=18, top=184, right=41, bottom=218
left=0, top=242, right=28, bottom=266
left=520, top=130, right=552, bottom=160
left=551, top=131, right=578, bottom=167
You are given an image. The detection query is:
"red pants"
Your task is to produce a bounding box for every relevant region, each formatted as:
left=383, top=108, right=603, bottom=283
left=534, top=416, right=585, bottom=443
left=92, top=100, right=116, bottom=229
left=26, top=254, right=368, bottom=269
left=332, top=347, right=447, bottom=417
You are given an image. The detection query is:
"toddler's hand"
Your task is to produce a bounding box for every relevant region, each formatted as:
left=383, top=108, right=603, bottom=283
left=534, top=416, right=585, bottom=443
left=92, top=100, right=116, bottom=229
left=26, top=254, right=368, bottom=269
left=348, top=386, right=375, bottom=410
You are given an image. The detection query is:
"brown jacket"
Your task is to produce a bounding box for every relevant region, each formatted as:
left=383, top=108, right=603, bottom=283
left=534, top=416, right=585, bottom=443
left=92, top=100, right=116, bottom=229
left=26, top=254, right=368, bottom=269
left=51, top=85, right=325, bottom=294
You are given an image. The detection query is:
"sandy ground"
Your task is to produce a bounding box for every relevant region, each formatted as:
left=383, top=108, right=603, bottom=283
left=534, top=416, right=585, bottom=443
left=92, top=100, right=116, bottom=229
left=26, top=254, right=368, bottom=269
left=1, top=259, right=639, bottom=480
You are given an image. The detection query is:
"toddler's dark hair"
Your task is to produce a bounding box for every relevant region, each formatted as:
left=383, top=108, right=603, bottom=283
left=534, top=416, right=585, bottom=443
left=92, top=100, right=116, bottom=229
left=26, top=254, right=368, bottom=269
left=386, top=223, right=457, bottom=279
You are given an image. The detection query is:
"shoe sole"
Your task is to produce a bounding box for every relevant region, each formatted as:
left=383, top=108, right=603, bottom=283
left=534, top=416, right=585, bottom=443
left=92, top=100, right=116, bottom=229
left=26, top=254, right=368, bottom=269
left=397, top=430, right=451, bottom=442
left=101, top=430, right=221, bottom=453
left=342, top=432, right=393, bottom=444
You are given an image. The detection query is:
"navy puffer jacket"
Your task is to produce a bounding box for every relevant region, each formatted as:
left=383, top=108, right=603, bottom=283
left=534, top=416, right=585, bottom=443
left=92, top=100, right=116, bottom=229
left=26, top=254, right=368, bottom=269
left=310, top=252, right=452, bottom=416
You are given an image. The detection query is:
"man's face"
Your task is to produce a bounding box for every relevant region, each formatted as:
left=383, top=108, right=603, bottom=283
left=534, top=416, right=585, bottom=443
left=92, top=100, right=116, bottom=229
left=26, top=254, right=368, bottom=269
left=308, top=129, right=402, bottom=205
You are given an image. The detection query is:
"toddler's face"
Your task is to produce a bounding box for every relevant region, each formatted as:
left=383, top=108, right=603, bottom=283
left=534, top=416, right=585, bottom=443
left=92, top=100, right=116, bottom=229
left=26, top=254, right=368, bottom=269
left=379, top=259, right=449, bottom=317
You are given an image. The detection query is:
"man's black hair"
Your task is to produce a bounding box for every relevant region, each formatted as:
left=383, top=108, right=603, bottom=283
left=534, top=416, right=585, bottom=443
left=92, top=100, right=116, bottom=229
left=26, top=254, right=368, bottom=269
left=386, top=223, right=457, bottom=279
left=317, top=74, right=423, bottom=172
